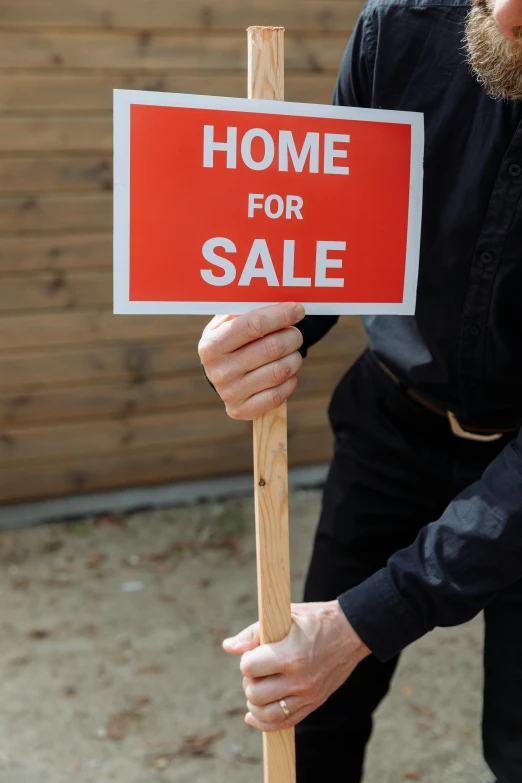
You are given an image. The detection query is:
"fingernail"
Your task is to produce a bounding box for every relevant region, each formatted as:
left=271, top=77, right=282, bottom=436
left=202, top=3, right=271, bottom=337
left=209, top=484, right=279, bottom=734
left=293, top=304, right=305, bottom=322
left=224, top=637, right=238, bottom=649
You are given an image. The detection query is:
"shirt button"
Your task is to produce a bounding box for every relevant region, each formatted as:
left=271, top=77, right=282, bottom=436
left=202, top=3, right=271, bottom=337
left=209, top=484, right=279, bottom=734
left=480, top=251, right=493, bottom=264
left=467, top=324, right=481, bottom=337
left=509, top=163, right=521, bottom=177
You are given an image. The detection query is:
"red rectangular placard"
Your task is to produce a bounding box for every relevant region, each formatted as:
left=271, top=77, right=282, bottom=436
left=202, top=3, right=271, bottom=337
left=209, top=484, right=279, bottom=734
left=114, top=91, right=423, bottom=315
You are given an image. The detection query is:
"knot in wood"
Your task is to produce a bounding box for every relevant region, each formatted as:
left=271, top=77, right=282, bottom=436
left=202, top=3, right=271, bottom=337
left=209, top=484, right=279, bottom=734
left=258, top=478, right=266, bottom=487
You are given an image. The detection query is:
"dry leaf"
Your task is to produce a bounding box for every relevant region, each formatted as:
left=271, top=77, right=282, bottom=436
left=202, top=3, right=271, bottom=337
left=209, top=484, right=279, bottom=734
left=146, top=732, right=225, bottom=768
left=41, top=540, right=64, bottom=553
left=179, top=731, right=225, bottom=758
left=96, top=514, right=124, bottom=526
left=136, top=664, right=164, bottom=675
left=224, top=706, right=244, bottom=717
left=107, top=708, right=144, bottom=741
left=410, top=704, right=435, bottom=719
left=142, top=550, right=172, bottom=563
left=11, top=577, right=29, bottom=590
left=87, top=550, right=105, bottom=569
left=29, top=629, right=50, bottom=640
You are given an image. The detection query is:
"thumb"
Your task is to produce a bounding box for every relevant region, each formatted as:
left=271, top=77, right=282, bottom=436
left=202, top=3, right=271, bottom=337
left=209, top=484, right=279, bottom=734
left=223, top=622, right=260, bottom=655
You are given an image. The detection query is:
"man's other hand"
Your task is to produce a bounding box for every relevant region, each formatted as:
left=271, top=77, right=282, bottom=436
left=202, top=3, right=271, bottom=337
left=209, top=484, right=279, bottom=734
left=223, top=601, right=371, bottom=731
left=198, top=302, right=305, bottom=420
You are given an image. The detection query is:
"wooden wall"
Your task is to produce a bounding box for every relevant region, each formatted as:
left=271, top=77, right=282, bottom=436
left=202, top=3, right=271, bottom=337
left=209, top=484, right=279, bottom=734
left=0, top=0, right=367, bottom=505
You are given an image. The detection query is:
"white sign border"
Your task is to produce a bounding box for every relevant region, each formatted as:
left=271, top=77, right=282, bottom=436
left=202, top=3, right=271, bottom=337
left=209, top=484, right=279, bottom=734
left=114, top=89, right=424, bottom=316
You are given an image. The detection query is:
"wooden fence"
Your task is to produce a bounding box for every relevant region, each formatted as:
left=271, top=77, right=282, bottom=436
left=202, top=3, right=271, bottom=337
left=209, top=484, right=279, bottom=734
left=0, top=0, right=367, bottom=505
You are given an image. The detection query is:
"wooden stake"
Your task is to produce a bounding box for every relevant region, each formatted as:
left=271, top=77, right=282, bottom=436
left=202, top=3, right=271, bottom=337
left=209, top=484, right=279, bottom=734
left=248, top=25, right=296, bottom=783
left=248, top=26, right=285, bottom=102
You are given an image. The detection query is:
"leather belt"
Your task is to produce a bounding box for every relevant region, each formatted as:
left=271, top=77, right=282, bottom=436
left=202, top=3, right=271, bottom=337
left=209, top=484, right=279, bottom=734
left=376, top=359, right=517, bottom=443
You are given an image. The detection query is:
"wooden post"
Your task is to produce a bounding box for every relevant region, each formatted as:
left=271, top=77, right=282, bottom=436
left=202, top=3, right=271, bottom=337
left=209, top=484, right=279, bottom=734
left=248, top=26, right=296, bottom=783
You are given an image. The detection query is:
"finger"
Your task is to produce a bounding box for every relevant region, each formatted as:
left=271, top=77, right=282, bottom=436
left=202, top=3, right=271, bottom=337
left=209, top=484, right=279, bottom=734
left=203, top=313, right=238, bottom=335
left=223, top=622, right=260, bottom=655
left=233, top=351, right=303, bottom=401
left=240, top=639, right=289, bottom=679
left=245, top=704, right=312, bottom=733
left=210, top=303, right=305, bottom=355
left=243, top=674, right=290, bottom=707
left=247, top=696, right=307, bottom=727
left=227, top=325, right=303, bottom=376
left=227, top=375, right=299, bottom=420
left=201, top=326, right=302, bottom=396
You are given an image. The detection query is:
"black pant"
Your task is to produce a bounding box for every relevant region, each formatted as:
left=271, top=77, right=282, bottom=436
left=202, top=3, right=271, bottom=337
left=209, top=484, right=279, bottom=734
left=295, top=350, right=522, bottom=783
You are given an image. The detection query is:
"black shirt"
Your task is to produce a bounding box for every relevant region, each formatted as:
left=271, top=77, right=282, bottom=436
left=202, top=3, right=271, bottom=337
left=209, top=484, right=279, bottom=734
left=298, top=0, right=522, bottom=660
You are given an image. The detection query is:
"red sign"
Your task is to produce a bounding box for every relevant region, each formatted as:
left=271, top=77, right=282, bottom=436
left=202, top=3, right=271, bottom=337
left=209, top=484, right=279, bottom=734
left=114, top=91, right=423, bottom=315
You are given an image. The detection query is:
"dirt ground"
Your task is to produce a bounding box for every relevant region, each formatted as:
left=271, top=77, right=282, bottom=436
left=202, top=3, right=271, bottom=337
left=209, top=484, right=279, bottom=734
left=0, top=489, right=493, bottom=783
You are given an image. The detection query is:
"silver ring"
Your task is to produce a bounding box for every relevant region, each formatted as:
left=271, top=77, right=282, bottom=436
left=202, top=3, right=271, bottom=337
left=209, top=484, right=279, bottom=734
left=279, top=699, right=291, bottom=718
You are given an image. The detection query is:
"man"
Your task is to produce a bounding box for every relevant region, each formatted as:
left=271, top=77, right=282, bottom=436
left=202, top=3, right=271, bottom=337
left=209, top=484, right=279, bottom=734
left=198, top=0, right=522, bottom=780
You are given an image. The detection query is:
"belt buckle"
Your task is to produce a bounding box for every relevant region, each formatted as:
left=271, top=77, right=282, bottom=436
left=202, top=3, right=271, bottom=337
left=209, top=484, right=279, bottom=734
left=447, top=411, right=503, bottom=443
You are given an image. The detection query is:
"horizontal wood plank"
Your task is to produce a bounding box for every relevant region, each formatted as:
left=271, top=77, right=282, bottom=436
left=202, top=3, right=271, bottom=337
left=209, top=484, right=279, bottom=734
left=0, top=73, right=336, bottom=112
left=0, top=394, right=328, bottom=464
left=0, top=426, right=334, bottom=504
left=0, top=118, right=112, bottom=153
left=0, top=233, right=111, bottom=273
left=0, top=193, right=112, bottom=233
left=0, top=156, right=112, bottom=193
left=0, top=318, right=365, bottom=391
left=0, top=338, right=200, bottom=391
left=0, top=311, right=209, bottom=351
left=0, top=0, right=360, bottom=32
left=0, top=32, right=346, bottom=72
left=0, top=357, right=348, bottom=426
left=0, top=371, right=218, bottom=426
left=0, top=271, right=112, bottom=313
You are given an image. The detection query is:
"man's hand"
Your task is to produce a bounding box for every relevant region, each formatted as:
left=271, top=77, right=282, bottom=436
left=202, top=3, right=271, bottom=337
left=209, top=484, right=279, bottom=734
left=223, top=601, right=371, bottom=731
left=198, top=302, right=305, bottom=420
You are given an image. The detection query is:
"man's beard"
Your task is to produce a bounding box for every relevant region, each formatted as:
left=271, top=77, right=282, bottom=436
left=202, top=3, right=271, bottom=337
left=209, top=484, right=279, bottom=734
left=465, top=0, right=522, bottom=101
